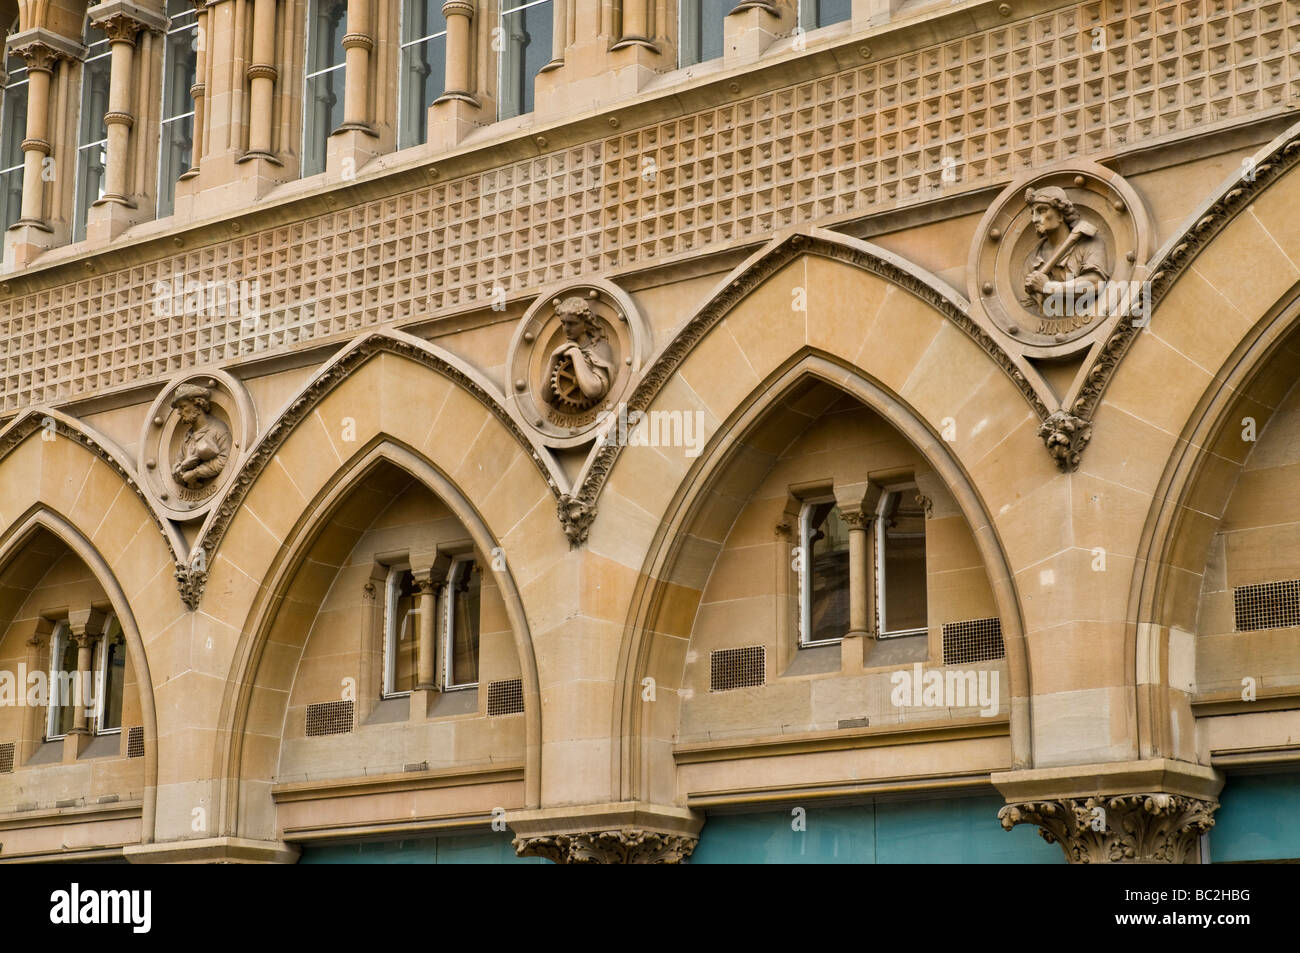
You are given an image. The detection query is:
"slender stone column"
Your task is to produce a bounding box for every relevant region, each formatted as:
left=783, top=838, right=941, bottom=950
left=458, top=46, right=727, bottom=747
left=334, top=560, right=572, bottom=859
left=339, top=0, right=374, bottom=131
left=182, top=0, right=208, bottom=176
left=95, top=16, right=143, bottom=206
left=414, top=573, right=442, bottom=691
left=64, top=609, right=106, bottom=748
left=244, top=0, right=279, bottom=159
left=615, top=0, right=655, bottom=48
left=439, top=1, right=476, bottom=101
left=840, top=508, right=872, bottom=672
left=10, top=43, right=58, bottom=230
left=541, top=0, right=566, bottom=71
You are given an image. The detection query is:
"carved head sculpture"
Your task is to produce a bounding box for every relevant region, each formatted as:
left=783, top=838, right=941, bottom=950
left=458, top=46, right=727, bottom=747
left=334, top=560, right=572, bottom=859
left=170, top=383, right=212, bottom=424
left=555, top=295, right=605, bottom=344
left=1025, top=185, right=1079, bottom=236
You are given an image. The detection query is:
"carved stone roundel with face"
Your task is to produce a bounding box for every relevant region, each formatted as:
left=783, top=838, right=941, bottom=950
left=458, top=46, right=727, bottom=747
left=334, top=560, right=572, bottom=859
left=139, top=370, right=256, bottom=522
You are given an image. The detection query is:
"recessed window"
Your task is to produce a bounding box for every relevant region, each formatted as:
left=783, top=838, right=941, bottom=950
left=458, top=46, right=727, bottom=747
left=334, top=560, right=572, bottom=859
left=799, top=0, right=852, bottom=30
left=157, top=0, right=198, bottom=217
left=0, top=41, right=28, bottom=231
left=799, top=498, right=851, bottom=646
left=382, top=566, right=419, bottom=697
left=876, top=487, right=928, bottom=637
left=398, top=0, right=448, bottom=150
left=498, top=0, right=552, bottom=120
left=444, top=557, right=480, bottom=688
left=678, top=0, right=730, bottom=67
left=72, top=21, right=111, bottom=242
left=95, top=615, right=126, bottom=734
left=302, top=0, right=347, bottom=176
left=46, top=621, right=78, bottom=740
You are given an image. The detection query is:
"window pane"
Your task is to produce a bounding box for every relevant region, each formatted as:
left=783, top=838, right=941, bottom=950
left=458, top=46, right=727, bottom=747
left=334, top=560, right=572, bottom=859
left=449, top=560, right=480, bottom=686
left=51, top=630, right=79, bottom=737
left=402, top=0, right=447, bottom=45
left=100, top=617, right=126, bottom=731
left=158, top=13, right=197, bottom=218
left=807, top=502, right=850, bottom=643
left=802, top=0, right=852, bottom=28
left=72, top=141, right=107, bottom=242
left=882, top=493, right=927, bottom=633
left=0, top=167, right=21, bottom=230
left=303, top=0, right=347, bottom=176
left=157, top=114, right=193, bottom=218
left=73, top=26, right=111, bottom=241
left=499, top=0, right=553, bottom=120
left=0, top=55, right=25, bottom=229
left=679, top=0, right=730, bottom=67
left=399, top=34, right=446, bottom=149
left=386, top=570, right=418, bottom=694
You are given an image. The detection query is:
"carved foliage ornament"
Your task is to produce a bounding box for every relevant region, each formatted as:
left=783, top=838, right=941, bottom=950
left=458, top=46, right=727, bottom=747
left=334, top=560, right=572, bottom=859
left=513, top=830, right=698, bottom=864
left=998, top=794, right=1217, bottom=864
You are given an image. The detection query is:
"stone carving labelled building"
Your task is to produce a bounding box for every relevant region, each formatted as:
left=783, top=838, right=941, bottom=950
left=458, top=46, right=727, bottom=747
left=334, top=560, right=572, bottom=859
left=0, top=0, right=1296, bottom=867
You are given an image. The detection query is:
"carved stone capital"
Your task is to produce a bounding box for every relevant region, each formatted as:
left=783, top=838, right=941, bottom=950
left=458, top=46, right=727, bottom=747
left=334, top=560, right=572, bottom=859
left=914, top=493, right=933, bottom=519
left=999, top=794, right=1217, bottom=864
left=11, top=42, right=64, bottom=74
left=514, top=830, right=698, bottom=864
left=89, top=1, right=171, bottom=37
left=557, top=494, right=595, bottom=548
left=96, top=13, right=144, bottom=44
left=840, top=509, right=872, bottom=529
left=1038, top=410, right=1092, bottom=472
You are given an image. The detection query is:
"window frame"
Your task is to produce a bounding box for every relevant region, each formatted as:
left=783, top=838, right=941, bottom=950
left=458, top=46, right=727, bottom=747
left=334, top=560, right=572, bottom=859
left=0, top=38, right=29, bottom=232
left=45, top=620, right=75, bottom=741
left=797, top=0, right=853, bottom=31
left=93, top=613, right=125, bottom=735
left=381, top=564, right=418, bottom=699
left=71, top=20, right=112, bottom=243
left=797, top=495, right=848, bottom=648
left=300, top=0, right=348, bottom=177
left=875, top=483, right=929, bottom=639
left=442, top=555, right=480, bottom=690
left=396, top=0, right=449, bottom=150
left=156, top=0, right=198, bottom=217
left=678, top=0, right=730, bottom=68
left=497, top=0, right=552, bottom=121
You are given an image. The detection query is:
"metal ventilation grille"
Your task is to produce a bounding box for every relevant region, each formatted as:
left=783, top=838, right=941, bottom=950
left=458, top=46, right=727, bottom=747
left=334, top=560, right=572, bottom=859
left=710, top=646, right=766, bottom=692
left=487, top=679, right=525, bottom=716
left=1234, top=580, right=1300, bottom=632
left=0, top=742, right=13, bottom=773
left=942, top=618, right=1005, bottom=665
left=306, top=700, right=354, bottom=737
left=126, top=726, right=145, bottom=758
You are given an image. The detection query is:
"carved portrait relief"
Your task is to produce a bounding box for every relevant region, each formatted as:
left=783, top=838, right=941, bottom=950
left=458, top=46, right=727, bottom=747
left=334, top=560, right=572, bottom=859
left=507, top=281, right=650, bottom=449
left=970, top=164, right=1152, bottom=357
left=139, top=371, right=256, bottom=521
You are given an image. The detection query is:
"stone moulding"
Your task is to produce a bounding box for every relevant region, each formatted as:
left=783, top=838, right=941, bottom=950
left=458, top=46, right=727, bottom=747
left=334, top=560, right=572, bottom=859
left=1071, top=122, right=1300, bottom=423
left=0, top=409, right=191, bottom=601
left=513, top=830, right=698, bottom=864
left=188, top=330, right=567, bottom=607
left=571, top=228, right=1052, bottom=516
left=998, top=794, right=1217, bottom=864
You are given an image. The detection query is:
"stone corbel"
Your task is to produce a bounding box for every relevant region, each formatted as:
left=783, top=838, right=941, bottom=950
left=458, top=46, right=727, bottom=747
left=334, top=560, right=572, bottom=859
left=993, top=759, right=1223, bottom=864
left=511, top=803, right=703, bottom=864
left=557, top=493, right=595, bottom=548
left=1038, top=410, right=1092, bottom=473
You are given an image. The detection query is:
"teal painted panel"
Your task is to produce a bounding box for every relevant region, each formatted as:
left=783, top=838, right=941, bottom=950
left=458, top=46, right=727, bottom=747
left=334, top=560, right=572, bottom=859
left=692, top=797, right=1064, bottom=864
left=874, top=797, right=1064, bottom=864
left=691, top=806, right=876, bottom=863
left=298, top=832, right=544, bottom=864
left=1211, top=772, right=1300, bottom=863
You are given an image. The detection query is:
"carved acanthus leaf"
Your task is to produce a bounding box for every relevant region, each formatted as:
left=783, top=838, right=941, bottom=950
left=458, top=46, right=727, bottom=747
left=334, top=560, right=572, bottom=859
left=999, top=794, right=1217, bottom=864
left=513, top=830, right=698, bottom=864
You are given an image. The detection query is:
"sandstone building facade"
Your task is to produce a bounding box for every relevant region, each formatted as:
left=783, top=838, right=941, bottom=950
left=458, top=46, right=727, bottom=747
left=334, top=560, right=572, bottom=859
left=0, top=0, right=1297, bottom=863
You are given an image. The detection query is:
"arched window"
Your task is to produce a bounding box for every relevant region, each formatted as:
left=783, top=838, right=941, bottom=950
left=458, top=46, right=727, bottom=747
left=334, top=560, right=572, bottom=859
left=678, top=0, right=730, bottom=67
left=158, top=0, right=198, bottom=217
left=46, top=621, right=78, bottom=739
left=382, top=565, right=419, bottom=697
left=799, top=0, right=852, bottom=30
left=0, top=32, right=27, bottom=231
left=398, top=0, right=447, bottom=150
left=498, top=0, right=552, bottom=120
left=302, top=0, right=347, bottom=176
left=72, top=20, right=112, bottom=242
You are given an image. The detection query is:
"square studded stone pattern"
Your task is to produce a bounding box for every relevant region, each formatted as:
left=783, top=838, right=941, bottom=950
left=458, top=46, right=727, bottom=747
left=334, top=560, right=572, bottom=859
left=942, top=617, right=1006, bottom=665
left=1233, top=579, right=1300, bottom=632
left=126, top=725, right=145, bottom=758
left=0, top=741, right=13, bottom=773
left=1, top=0, right=1296, bottom=414
left=305, top=700, right=355, bottom=736
left=710, top=645, right=766, bottom=692
left=487, top=678, right=525, bottom=716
